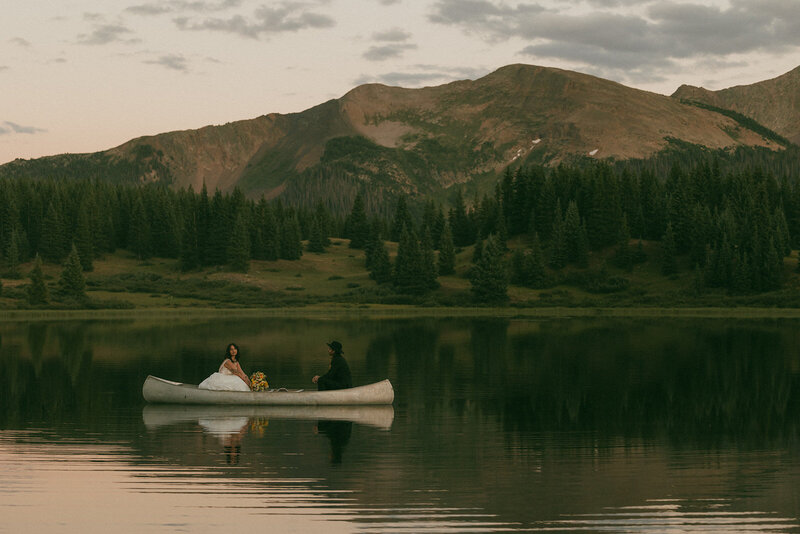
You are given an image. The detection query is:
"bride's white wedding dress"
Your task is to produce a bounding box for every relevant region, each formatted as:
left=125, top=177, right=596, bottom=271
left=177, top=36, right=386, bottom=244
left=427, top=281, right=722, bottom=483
left=198, top=360, right=250, bottom=391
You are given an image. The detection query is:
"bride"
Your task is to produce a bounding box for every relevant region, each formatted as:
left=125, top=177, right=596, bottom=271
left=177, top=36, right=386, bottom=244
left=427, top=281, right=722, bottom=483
left=199, top=343, right=252, bottom=391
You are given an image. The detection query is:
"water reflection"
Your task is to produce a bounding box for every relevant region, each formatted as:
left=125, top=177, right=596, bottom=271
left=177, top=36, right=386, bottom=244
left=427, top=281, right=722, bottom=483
left=142, top=405, right=395, bottom=430
left=1, top=316, right=799, bottom=532
left=316, top=420, right=352, bottom=464
left=534, top=499, right=800, bottom=532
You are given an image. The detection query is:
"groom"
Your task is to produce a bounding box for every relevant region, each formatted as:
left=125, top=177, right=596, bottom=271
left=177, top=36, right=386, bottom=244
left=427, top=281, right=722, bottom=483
left=312, top=341, right=352, bottom=391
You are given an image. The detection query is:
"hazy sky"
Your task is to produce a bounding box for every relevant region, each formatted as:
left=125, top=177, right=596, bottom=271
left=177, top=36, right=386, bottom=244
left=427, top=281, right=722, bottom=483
left=2, top=0, right=799, bottom=164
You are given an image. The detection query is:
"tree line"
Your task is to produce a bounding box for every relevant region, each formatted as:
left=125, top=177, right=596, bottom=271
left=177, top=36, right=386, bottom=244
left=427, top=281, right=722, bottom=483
left=350, top=159, right=799, bottom=301
left=2, top=154, right=799, bottom=304
left=0, top=179, right=350, bottom=277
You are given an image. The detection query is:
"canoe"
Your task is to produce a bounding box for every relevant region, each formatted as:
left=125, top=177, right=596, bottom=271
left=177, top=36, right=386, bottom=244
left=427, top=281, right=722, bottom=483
left=142, top=404, right=395, bottom=430
left=142, top=375, right=395, bottom=406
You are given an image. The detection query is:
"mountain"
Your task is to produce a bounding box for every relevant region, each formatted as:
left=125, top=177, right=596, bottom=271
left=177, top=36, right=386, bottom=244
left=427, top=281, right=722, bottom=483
left=672, top=66, right=800, bottom=146
left=0, top=64, right=788, bottom=201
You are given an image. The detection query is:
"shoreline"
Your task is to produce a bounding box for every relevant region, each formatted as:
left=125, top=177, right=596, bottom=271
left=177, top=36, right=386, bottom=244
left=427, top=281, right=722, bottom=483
left=3, top=304, right=800, bottom=321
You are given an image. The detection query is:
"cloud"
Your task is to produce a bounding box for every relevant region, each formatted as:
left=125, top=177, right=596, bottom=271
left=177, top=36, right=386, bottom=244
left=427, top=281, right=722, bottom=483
left=355, top=65, right=488, bottom=87
left=9, top=37, right=32, bottom=48
left=363, top=43, right=417, bottom=61
left=372, top=28, right=412, bottom=42
left=174, top=2, right=335, bottom=39
left=0, top=121, right=47, bottom=135
left=429, top=0, right=800, bottom=79
left=0, top=66, right=9, bottom=72
left=77, top=23, right=137, bottom=45
left=144, top=54, right=190, bottom=71
left=126, top=0, right=242, bottom=16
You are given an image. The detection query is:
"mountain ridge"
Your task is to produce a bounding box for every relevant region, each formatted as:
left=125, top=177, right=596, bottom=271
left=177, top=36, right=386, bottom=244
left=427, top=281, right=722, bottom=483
left=2, top=63, right=792, bottom=199
left=672, top=65, right=800, bottom=145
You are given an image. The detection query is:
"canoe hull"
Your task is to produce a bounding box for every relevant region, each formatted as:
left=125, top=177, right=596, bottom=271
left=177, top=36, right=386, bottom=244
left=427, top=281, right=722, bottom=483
left=142, top=375, right=394, bottom=405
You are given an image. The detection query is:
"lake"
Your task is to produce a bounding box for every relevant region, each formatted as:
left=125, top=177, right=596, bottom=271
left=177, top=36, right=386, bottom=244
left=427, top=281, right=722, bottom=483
left=1, top=313, right=799, bottom=533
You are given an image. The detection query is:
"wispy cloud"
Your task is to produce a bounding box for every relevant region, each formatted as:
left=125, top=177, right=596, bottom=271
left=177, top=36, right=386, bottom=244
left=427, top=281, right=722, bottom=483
left=363, top=43, right=417, bottom=61
left=144, top=54, right=190, bottom=71
left=355, top=65, right=488, bottom=87
left=9, top=37, right=32, bottom=48
left=429, top=0, right=800, bottom=81
left=126, top=0, right=242, bottom=16
left=174, top=2, right=335, bottom=39
left=77, top=23, right=137, bottom=45
left=373, top=28, right=412, bottom=42
left=0, top=121, right=47, bottom=135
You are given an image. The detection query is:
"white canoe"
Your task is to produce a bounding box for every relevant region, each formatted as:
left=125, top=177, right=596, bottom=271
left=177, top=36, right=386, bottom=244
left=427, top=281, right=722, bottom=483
left=142, top=404, right=395, bottom=430
left=142, top=375, right=395, bottom=406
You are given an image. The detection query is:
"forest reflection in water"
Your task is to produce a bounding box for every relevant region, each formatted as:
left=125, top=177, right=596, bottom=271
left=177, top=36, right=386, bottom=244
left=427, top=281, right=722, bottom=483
left=1, top=315, right=799, bottom=532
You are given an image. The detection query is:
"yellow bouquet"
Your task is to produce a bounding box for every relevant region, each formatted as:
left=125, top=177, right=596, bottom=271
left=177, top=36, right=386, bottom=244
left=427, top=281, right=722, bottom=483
left=250, top=371, right=270, bottom=391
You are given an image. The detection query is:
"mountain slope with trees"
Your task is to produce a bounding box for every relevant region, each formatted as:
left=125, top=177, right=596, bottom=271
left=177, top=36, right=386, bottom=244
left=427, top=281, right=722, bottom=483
left=1, top=64, right=789, bottom=205
left=673, top=65, right=800, bottom=145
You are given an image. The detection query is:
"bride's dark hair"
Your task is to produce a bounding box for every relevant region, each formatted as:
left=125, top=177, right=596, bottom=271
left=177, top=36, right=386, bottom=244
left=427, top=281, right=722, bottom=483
left=225, top=343, right=241, bottom=361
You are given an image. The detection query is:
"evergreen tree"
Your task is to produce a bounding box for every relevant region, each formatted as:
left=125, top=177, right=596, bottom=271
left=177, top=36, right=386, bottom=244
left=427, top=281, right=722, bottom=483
left=691, top=263, right=706, bottom=296
left=393, top=228, right=425, bottom=295
left=5, top=229, right=21, bottom=278
left=228, top=212, right=251, bottom=272
left=495, top=207, right=509, bottom=251
left=527, top=232, right=549, bottom=288
left=280, top=215, right=303, bottom=260
left=198, top=183, right=211, bottom=263
left=469, top=235, right=508, bottom=303
left=390, top=196, right=414, bottom=242
left=420, top=228, right=439, bottom=290
left=432, top=206, right=446, bottom=249
left=179, top=210, right=200, bottom=272
left=548, top=204, right=567, bottom=270
left=59, top=244, right=86, bottom=299
left=39, top=201, right=67, bottom=263
left=307, top=217, right=327, bottom=253
left=367, top=239, right=393, bottom=284
left=346, top=193, right=370, bottom=249
left=205, top=190, right=229, bottom=265
left=27, top=255, right=49, bottom=305
left=129, top=195, right=151, bottom=260
left=314, top=201, right=333, bottom=246
left=688, top=204, right=711, bottom=268
left=262, top=208, right=281, bottom=261
left=661, top=221, right=678, bottom=276
left=449, top=190, right=474, bottom=247
left=472, top=235, right=484, bottom=264
left=74, top=207, right=94, bottom=271
left=612, top=215, right=633, bottom=270
left=563, top=200, right=588, bottom=266
left=535, top=176, right=557, bottom=240
left=773, top=206, right=791, bottom=257
left=705, top=236, right=733, bottom=288
left=732, top=252, right=752, bottom=293
left=437, top=222, right=456, bottom=276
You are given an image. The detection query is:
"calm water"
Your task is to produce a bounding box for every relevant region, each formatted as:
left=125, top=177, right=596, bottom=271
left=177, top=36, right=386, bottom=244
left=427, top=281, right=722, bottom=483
left=1, top=314, right=799, bottom=533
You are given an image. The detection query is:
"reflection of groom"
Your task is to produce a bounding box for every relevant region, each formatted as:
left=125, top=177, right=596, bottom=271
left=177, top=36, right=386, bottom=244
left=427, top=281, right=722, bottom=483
left=316, top=420, right=352, bottom=464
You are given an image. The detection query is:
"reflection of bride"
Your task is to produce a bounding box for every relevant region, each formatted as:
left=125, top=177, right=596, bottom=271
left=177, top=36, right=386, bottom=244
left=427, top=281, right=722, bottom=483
left=198, top=417, right=250, bottom=465
left=198, top=343, right=251, bottom=391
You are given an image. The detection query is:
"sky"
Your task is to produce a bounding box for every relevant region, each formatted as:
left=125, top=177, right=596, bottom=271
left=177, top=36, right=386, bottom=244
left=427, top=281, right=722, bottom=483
left=2, top=0, right=799, bottom=164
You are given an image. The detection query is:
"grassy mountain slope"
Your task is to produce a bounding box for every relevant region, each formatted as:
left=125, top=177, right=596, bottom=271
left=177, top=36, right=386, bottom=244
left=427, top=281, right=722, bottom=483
left=1, top=64, right=788, bottom=200
left=672, top=65, right=800, bottom=146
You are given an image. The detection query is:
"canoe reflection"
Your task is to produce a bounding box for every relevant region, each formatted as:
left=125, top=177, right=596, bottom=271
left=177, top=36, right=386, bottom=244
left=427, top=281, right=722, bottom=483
left=142, top=404, right=394, bottom=431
